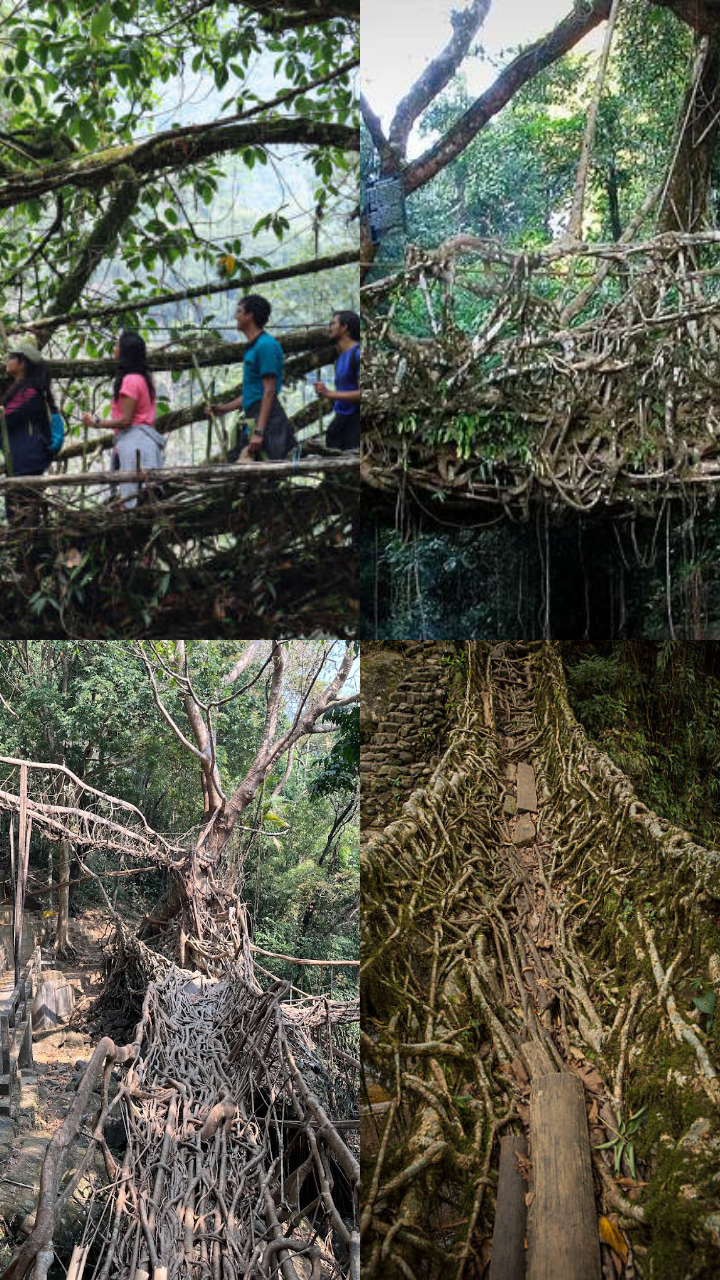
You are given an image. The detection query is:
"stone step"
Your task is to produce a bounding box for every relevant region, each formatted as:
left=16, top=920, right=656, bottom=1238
left=513, top=814, right=536, bottom=847
left=516, top=763, right=538, bottom=813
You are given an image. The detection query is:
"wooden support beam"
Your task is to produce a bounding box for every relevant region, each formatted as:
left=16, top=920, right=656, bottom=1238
left=489, top=1133, right=528, bottom=1280
left=527, top=1073, right=601, bottom=1280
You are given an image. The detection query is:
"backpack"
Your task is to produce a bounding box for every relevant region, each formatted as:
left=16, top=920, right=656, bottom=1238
left=45, top=403, right=65, bottom=456
left=49, top=412, right=65, bottom=455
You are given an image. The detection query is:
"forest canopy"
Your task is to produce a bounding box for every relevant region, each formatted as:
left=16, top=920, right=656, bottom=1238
left=0, top=0, right=359, bottom=460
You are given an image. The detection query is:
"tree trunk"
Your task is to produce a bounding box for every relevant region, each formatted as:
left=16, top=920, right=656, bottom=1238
left=55, top=839, right=71, bottom=957
left=659, top=35, right=720, bottom=233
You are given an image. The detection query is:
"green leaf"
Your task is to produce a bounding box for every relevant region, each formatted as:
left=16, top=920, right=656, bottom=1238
left=77, top=117, right=98, bottom=150
left=693, top=991, right=716, bottom=1016
left=90, top=2, right=112, bottom=40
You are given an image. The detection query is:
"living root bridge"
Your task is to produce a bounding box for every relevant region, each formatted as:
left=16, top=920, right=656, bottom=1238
left=362, top=642, right=720, bottom=1278
left=363, top=229, right=720, bottom=513
left=3, top=935, right=360, bottom=1280
left=0, top=466, right=359, bottom=637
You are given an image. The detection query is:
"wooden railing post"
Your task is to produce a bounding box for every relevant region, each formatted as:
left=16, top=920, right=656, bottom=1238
left=1, top=1014, right=10, bottom=1078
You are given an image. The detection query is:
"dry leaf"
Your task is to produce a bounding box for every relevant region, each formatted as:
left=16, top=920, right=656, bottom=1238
left=524, top=1190, right=535, bottom=1209
left=599, top=1215, right=629, bottom=1263
left=64, top=547, right=83, bottom=569
left=365, top=1083, right=391, bottom=1105
left=588, top=1098, right=599, bottom=1125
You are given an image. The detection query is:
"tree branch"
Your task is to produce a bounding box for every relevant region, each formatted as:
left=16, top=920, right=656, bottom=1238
left=402, top=0, right=612, bottom=194
left=222, top=642, right=263, bottom=686
left=40, top=328, right=331, bottom=378
left=12, top=250, right=358, bottom=335
left=388, top=0, right=490, bottom=158
left=360, top=93, right=396, bottom=174
left=0, top=118, right=358, bottom=210
left=134, top=643, right=206, bottom=763
left=41, top=178, right=140, bottom=331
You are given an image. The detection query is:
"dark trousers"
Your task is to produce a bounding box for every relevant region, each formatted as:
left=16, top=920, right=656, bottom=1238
left=246, top=399, right=296, bottom=460
left=326, top=410, right=360, bottom=451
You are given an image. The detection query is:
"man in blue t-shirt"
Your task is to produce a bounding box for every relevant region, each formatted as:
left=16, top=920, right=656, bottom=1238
left=314, top=310, right=360, bottom=450
left=209, top=294, right=295, bottom=461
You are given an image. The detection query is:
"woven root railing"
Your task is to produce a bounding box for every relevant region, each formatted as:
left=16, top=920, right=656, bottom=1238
left=0, top=469, right=359, bottom=637
left=362, top=641, right=720, bottom=1278
left=2, top=926, right=360, bottom=1280
left=363, top=232, right=720, bottom=514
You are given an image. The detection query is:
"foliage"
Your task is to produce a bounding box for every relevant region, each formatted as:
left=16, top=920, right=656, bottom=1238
left=308, top=703, right=360, bottom=796
left=563, top=642, right=720, bottom=846
left=0, top=640, right=359, bottom=974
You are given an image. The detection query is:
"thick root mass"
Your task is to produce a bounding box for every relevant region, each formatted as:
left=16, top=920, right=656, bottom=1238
left=5, top=930, right=359, bottom=1280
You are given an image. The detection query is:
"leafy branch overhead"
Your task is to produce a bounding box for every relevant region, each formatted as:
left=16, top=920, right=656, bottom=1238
left=0, top=0, right=359, bottom=395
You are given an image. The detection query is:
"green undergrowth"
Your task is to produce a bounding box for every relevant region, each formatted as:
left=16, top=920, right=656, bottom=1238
left=562, top=643, right=720, bottom=848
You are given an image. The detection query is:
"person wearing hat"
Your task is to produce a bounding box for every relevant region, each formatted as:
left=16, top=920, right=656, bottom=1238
left=0, top=338, right=56, bottom=526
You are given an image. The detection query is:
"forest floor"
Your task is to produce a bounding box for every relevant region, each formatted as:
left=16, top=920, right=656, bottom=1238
left=0, top=907, right=138, bottom=1262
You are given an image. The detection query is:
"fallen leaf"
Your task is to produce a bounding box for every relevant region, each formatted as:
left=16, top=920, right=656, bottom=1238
left=365, top=1083, right=391, bottom=1105
left=588, top=1098, right=599, bottom=1125
left=64, top=547, right=83, bottom=569
left=599, top=1215, right=628, bottom=1263
left=524, top=1190, right=535, bottom=1209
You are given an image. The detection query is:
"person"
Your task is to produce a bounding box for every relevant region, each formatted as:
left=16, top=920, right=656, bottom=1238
left=208, top=295, right=296, bottom=461
left=82, top=330, right=165, bottom=508
left=0, top=338, right=54, bottom=526
left=314, top=310, right=360, bottom=450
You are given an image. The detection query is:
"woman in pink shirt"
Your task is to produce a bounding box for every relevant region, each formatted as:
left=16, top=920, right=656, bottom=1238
left=82, top=331, right=165, bottom=506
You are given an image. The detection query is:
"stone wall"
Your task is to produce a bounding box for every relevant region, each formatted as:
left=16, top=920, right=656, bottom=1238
left=361, top=642, right=457, bottom=834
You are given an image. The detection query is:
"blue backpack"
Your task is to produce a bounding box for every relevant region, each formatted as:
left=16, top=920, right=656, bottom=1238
left=49, top=411, right=65, bottom=455
left=46, top=406, right=65, bottom=456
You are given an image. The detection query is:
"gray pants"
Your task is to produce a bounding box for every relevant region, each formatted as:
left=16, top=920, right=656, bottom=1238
left=112, top=423, right=166, bottom=507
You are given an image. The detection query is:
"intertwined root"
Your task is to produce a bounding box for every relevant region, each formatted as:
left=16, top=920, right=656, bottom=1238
left=363, top=234, right=720, bottom=512
left=6, top=934, right=359, bottom=1280
left=362, top=642, right=720, bottom=1278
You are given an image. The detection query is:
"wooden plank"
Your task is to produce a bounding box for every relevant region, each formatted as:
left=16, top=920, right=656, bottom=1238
left=528, top=1073, right=601, bottom=1280
left=519, top=1041, right=556, bottom=1081
left=489, top=1134, right=528, bottom=1280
